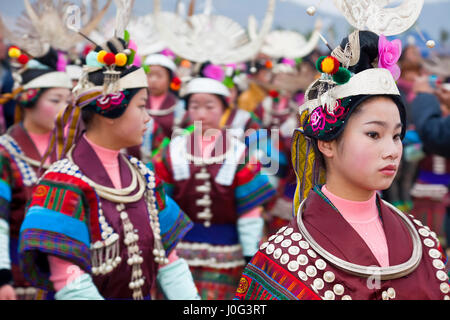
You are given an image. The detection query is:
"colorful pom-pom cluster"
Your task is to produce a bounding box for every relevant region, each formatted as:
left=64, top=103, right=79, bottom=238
left=170, top=77, right=182, bottom=91
left=316, top=55, right=352, bottom=85
left=8, top=46, right=30, bottom=65
left=96, top=50, right=130, bottom=67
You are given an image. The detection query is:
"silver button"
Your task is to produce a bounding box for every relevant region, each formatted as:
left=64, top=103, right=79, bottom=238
left=266, top=244, right=275, bottom=254
left=418, top=228, right=429, bottom=237
left=297, top=254, right=308, bottom=265
left=291, top=233, right=302, bottom=241
left=281, top=239, right=292, bottom=248
left=288, top=260, right=299, bottom=272
left=268, top=234, right=277, bottom=241
left=280, top=253, right=290, bottom=265
left=323, top=271, right=335, bottom=283
left=288, top=246, right=300, bottom=256
left=341, top=295, right=352, bottom=300
left=313, top=278, right=324, bottom=290
left=387, top=287, right=396, bottom=299
left=259, top=242, right=269, bottom=250
left=436, top=270, right=449, bottom=282
left=440, top=282, right=449, bottom=294
left=433, top=259, right=445, bottom=270
left=298, top=271, right=308, bottom=281
left=423, top=238, right=435, bottom=248
left=413, top=219, right=423, bottom=226
left=283, top=227, right=294, bottom=236
left=278, top=226, right=287, bottom=234
left=307, top=249, right=317, bottom=258
left=315, top=259, right=327, bottom=270
left=299, top=240, right=310, bottom=250
left=382, top=291, right=389, bottom=300
left=333, top=284, right=345, bottom=295
left=444, top=295, right=450, bottom=300
left=429, top=248, right=441, bottom=259
left=306, top=265, right=317, bottom=277
left=273, top=248, right=282, bottom=259
left=323, top=290, right=335, bottom=300
left=274, top=235, right=284, bottom=243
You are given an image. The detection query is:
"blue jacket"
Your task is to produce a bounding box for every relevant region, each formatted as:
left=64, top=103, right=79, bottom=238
left=411, top=92, right=450, bottom=158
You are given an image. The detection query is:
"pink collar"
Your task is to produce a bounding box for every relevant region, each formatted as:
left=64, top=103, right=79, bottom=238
left=149, top=94, right=168, bottom=110
left=321, top=185, right=378, bottom=223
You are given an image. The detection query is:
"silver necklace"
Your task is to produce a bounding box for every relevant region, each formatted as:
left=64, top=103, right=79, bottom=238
left=296, top=198, right=423, bottom=280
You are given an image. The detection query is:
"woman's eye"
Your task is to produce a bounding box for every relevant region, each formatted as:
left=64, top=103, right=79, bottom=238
left=393, top=133, right=402, bottom=141
left=367, top=131, right=379, bottom=139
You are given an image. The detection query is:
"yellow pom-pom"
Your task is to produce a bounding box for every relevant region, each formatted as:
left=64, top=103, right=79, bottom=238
left=8, top=47, right=21, bottom=59
left=321, top=57, right=336, bottom=74
left=97, top=50, right=107, bottom=64
left=115, top=53, right=128, bottom=67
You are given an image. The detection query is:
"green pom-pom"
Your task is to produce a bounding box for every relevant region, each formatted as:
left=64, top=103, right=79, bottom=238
left=223, top=76, right=235, bottom=89
left=315, top=56, right=326, bottom=72
left=126, top=48, right=136, bottom=66
left=143, top=64, right=150, bottom=74
left=332, top=67, right=352, bottom=84
left=295, top=57, right=303, bottom=65
left=124, top=30, right=130, bottom=43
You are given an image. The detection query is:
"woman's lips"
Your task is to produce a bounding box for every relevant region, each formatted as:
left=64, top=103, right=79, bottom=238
left=379, top=164, right=397, bottom=176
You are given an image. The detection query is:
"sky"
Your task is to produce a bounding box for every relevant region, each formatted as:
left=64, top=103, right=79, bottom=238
left=1, top=0, right=449, bottom=52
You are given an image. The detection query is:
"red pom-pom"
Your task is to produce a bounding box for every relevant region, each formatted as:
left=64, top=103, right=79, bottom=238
left=17, top=54, right=29, bottom=65
left=103, top=52, right=116, bottom=65
left=172, top=77, right=181, bottom=86
left=269, top=90, right=279, bottom=98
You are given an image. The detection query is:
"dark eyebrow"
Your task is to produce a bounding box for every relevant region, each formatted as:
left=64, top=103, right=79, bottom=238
left=363, top=121, right=403, bottom=129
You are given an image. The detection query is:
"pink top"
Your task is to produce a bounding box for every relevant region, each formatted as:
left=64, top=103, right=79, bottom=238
left=149, top=94, right=167, bottom=110
left=84, top=134, right=122, bottom=189
left=321, top=185, right=389, bottom=267
left=28, top=131, right=51, bottom=161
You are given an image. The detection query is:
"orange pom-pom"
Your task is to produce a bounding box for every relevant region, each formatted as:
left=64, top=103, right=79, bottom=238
left=180, top=59, right=191, bottom=68
left=320, top=56, right=340, bottom=75
left=97, top=50, right=107, bottom=64
left=265, top=60, right=273, bottom=69
left=115, top=53, right=128, bottom=67
left=8, top=47, right=21, bottom=59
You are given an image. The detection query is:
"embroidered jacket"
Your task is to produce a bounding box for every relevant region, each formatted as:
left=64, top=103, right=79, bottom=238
left=153, top=131, right=276, bottom=268
left=0, top=124, right=56, bottom=296
left=235, top=186, right=449, bottom=300
left=19, top=136, right=193, bottom=299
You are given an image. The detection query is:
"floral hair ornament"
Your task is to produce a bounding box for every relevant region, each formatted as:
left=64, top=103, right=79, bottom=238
left=378, top=34, right=402, bottom=81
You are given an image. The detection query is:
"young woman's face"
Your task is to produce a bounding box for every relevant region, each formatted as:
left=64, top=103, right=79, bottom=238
left=188, top=93, right=225, bottom=134
left=112, top=88, right=150, bottom=147
left=147, top=65, right=170, bottom=97
left=323, top=97, right=403, bottom=196
left=26, top=88, right=71, bottom=132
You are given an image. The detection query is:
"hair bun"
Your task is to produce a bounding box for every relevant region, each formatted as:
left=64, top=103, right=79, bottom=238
left=339, top=31, right=379, bottom=74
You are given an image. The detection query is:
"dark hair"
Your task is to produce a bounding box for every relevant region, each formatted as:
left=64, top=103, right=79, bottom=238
left=339, top=31, right=379, bottom=74
left=81, top=87, right=145, bottom=129
left=21, top=47, right=60, bottom=86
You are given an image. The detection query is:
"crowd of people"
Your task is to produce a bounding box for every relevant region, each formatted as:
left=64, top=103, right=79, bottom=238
left=0, top=0, right=448, bottom=300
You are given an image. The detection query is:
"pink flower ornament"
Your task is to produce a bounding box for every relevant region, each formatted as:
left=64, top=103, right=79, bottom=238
left=378, top=34, right=402, bottom=81
left=203, top=64, right=225, bottom=82
left=310, top=107, right=326, bottom=132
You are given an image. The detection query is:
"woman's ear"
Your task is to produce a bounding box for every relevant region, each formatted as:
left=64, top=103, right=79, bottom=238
left=317, top=140, right=336, bottom=159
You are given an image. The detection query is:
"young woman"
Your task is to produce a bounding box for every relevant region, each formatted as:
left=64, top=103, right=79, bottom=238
left=235, top=31, right=449, bottom=300
left=0, top=47, right=72, bottom=300
left=152, top=77, right=276, bottom=299
left=144, top=53, right=185, bottom=139
left=18, top=37, right=199, bottom=300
